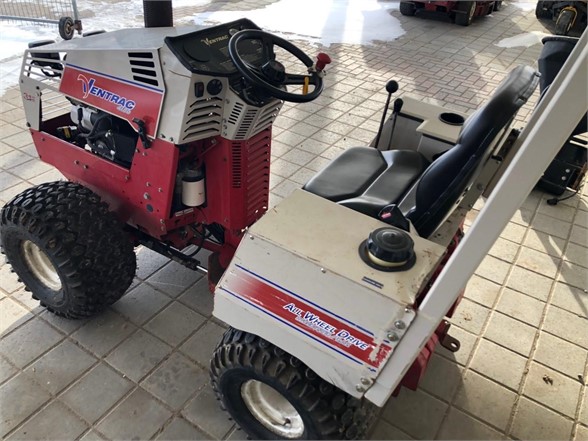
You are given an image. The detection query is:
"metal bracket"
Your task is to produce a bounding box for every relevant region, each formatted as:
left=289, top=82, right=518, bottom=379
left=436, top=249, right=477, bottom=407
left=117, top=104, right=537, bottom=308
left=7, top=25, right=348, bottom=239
left=440, top=333, right=460, bottom=353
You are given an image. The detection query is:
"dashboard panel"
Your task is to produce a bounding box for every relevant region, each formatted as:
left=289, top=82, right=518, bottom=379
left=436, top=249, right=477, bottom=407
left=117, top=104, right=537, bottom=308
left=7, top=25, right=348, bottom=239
left=165, top=18, right=264, bottom=76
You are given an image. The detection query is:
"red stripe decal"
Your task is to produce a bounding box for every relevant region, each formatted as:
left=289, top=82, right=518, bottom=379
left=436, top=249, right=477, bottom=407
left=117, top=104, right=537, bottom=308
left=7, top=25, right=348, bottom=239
left=224, top=268, right=392, bottom=368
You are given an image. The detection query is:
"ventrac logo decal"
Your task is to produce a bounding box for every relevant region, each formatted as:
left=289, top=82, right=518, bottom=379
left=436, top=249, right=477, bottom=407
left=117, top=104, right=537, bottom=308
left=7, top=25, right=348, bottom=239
left=77, top=74, right=136, bottom=114
left=201, top=34, right=229, bottom=46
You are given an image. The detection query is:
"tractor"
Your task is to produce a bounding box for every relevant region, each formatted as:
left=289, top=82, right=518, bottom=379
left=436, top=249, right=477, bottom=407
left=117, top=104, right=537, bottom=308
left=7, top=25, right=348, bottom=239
left=2, top=15, right=586, bottom=441
left=399, top=1, right=501, bottom=26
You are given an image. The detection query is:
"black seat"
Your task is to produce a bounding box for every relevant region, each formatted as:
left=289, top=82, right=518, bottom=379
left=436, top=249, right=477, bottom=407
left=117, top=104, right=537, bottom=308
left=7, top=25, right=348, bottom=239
left=304, top=148, right=428, bottom=206
left=304, top=65, right=540, bottom=237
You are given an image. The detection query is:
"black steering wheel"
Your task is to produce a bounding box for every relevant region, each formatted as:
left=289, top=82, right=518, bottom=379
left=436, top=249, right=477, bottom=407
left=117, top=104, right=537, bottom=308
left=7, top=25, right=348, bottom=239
left=228, top=29, right=324, bottom=103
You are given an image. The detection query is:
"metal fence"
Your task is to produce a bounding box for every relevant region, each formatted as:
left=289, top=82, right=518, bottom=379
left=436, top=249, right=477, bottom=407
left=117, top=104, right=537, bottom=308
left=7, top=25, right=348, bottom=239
left=0, top=0, right=81, bottom=38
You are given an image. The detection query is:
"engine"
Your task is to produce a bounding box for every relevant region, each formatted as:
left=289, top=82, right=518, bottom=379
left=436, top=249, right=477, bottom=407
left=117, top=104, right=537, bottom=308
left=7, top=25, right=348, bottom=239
left=64, top=103, right=138, bottom=167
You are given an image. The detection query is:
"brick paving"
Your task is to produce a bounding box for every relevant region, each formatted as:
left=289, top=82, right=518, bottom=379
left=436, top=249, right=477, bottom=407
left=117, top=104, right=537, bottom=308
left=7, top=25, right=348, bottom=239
left=1, top=1, right=587, bottom=440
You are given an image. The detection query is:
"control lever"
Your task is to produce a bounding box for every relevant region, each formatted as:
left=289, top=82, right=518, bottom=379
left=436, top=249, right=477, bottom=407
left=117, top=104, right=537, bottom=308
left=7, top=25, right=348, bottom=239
left=374, top=80, right=399, bottom=149
left=305, top=53, right=331, bottom=95
left=133, top=118, right=151, bottom=149
left=387, top=98, right=404, bottom=149
left=314, top=53, right=332, bottom=75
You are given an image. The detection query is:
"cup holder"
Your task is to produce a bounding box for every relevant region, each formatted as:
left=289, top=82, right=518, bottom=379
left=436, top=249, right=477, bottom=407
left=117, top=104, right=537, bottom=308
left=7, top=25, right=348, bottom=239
left=439, top=112, right=465, bottom=126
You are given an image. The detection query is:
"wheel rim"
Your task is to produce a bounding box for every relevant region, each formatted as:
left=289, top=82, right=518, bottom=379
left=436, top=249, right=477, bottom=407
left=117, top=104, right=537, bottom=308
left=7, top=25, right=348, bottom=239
left=22, top=240, right=62, bottom=291
left=241, top=380, right=305, bottom=438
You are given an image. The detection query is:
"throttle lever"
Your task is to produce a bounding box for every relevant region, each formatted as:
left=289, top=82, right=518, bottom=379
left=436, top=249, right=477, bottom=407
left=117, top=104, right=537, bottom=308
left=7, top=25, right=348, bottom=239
left=309, top=53, right=332, bottom=77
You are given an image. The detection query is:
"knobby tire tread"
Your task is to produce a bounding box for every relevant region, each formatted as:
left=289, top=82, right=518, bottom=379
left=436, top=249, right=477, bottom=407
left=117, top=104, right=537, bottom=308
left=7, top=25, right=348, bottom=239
left=210, top=327, right=377, bottom=440
left=0, top=181, right=136, bottom=318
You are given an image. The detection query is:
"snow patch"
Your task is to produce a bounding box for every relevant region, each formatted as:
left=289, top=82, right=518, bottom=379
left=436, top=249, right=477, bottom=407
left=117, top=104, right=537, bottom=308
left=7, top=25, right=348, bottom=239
left=187, top=0, right=405, bottom=47
left=496, top=31, right=549, bottom=48
left=509, top=1, right=537, bottom=12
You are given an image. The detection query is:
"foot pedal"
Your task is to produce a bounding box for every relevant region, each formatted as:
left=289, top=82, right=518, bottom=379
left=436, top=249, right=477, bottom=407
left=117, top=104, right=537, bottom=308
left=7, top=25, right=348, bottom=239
left=441, top=334, right=460, bottom=352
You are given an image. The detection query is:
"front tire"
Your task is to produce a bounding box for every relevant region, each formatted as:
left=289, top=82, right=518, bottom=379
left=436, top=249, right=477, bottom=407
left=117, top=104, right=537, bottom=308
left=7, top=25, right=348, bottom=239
left=399, top=2, right=416, bottom=16
left=0, top=181, right=136, bottom=318
left=58, top=16, right=75, bottom=40
left=210, top=328, right=376, bottom=440
left=455, top=1, right=476, bottom=26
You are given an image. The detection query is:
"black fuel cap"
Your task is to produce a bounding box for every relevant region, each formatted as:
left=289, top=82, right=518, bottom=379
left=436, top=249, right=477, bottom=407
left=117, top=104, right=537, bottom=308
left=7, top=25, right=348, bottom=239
left=359, top=227, right=416, bottom=271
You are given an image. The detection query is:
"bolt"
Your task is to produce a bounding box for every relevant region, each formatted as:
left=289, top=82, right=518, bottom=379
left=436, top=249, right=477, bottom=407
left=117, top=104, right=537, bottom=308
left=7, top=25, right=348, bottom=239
left=355, top=385, right=365, bottom=392
left=387, top=332, right=399, bottom=341
left=73, top=160, right=79, bottom=165
left=360, top=377, right=370, bottom=385
left=169, top=137, right=174, bottom=142
left=26, top=123, right=31, bottom=128
left=83, top=165, right=88, bottom=169
left=395, top=320, right=406, bottom=330
left=321, top=268, right=326, bottom=273
left=210, top=139, right=217, bottom=145
left=142, top=152, right=147, bottom=156
left=124, top=175, right=130, bottom=181
left=249, top=235, right=254, bottom=240
left=160, top=219, right=165, bottom=224
left=144, top=192, right=151, bottom=200
left=146, top=182, right=151, bottom=187
left=404, top=306, right=412, bottom=313
left=158, top=187, right=163, bottom=193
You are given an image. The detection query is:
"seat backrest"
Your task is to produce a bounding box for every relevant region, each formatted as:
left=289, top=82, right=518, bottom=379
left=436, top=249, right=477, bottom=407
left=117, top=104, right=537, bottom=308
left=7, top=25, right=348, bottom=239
left=538, top=36, right=586, bottom=135
left=403, top=65, right=540, bottom=238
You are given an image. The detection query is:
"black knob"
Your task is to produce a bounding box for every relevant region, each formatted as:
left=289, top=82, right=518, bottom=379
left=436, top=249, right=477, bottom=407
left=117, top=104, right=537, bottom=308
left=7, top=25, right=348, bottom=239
left=366, top=227, right=414, bottom=266
left=207, top=79, right=223, bottom=96
left=385, top=80, right=399, bottom=94
left=261, top=60, right=286, bottom=84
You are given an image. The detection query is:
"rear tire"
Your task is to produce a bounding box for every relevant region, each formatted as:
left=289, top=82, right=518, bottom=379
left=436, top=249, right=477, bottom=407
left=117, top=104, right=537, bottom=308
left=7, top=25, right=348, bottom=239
left=400, top=2, right=416, bottom=16
left=0, top=181, right=136, bottom=318
left=210, top=328, right=376, bottom=440
left=455, top=1, right=476, bottom=26
left=555, top=8, right=575, bottom=35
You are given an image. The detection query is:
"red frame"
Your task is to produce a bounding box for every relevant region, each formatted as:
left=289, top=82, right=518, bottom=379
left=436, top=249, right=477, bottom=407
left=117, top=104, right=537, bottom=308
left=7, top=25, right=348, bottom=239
left=396, top=227, right=465, bottom=393
left=414, top=1, right=496, bottom=17
left=35, top=114, right=271, bottom=273
left=35, top=108, right=462, bottom=395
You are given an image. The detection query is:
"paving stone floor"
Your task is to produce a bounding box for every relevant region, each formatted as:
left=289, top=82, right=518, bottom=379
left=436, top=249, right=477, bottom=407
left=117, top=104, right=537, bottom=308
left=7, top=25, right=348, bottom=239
left=1, top=1, right=587, bottom=440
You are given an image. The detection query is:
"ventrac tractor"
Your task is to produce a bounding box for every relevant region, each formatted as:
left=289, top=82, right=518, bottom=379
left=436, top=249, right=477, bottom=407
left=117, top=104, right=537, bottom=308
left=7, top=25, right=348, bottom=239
left=2, top=17, right=586, bottom=440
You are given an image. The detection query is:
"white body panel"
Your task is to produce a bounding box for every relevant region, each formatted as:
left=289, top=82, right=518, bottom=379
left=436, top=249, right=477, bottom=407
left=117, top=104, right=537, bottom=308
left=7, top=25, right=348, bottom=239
left=214, top=190, right=446, bottom=397
left=20, top=25, right=283, bottom=143
left=364, top=32, right=588, bottom=406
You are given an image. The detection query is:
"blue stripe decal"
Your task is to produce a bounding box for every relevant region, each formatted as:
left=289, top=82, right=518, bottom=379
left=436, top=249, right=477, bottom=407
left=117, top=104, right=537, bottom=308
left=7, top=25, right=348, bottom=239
left=67, top=63, right=164, bottom=93
left=220, top=287, right=363, bottom=366
left=235, top=264, right=374, bottom=336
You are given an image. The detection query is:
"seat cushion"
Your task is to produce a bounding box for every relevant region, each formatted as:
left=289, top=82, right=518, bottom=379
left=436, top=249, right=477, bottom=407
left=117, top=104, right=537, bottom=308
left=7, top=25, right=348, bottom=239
left=338, top=150, right=429, bottom=217
left=302, top=147, right=387, bottom=201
